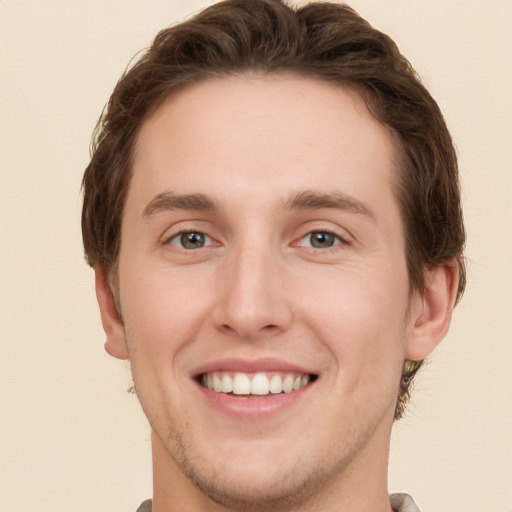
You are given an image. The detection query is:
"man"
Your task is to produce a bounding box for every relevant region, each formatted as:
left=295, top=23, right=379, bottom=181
left=81, top=1, right=465, bottom=511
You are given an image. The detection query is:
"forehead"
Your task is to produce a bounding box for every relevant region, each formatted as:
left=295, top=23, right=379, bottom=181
left=129, top=74, right=399, bottom=221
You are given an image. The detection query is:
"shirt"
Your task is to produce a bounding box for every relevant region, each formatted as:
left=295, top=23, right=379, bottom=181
left=136, top=492, right=420, bottom=511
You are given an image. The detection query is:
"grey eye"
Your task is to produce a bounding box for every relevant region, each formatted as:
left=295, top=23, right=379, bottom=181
left=170, top=231, right=211, bottom=250
left=302, top=231, right=339, bottom=248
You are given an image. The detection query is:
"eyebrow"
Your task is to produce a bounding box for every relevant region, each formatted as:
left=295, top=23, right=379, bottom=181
left=142, top=189, right=375, bottom=220
left=284, top=190, right=375, bottom=219
left=142, top=192, right=220, bottom=219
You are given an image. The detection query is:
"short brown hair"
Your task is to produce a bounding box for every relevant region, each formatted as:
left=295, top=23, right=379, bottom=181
left=81, top=0, right=466, bottom=419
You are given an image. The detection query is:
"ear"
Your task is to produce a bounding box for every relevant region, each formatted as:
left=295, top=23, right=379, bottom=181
left=405, top=261, right=459, bottom=361
left=94, top=265, right=129, bottom=360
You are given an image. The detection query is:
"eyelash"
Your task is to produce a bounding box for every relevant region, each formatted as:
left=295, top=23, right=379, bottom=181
left=297, top=230, right=347, bottom=250
left=166, top=231, right=216, bottom=250
left=164, top=229, right=348, bottom=251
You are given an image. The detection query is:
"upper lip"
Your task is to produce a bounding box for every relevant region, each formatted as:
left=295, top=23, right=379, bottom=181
left=190, top=357, right=317, bottom=378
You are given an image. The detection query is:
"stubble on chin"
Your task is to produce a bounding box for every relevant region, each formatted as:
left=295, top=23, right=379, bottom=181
left=153, top=421, right=371, bottom=512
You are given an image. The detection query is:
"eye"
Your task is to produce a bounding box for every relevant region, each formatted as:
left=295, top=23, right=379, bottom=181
left=168, top=231, right=213, bottom=250
left=299, top=231, right=342, bottom=249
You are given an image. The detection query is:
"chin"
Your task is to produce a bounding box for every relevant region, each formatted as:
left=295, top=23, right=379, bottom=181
left=183, top=459, right=319, bottom=511
left=162, top=428, right=344, bottom=511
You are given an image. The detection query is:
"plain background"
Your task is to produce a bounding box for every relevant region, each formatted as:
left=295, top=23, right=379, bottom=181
left=1, top=1, right=511, bottom=511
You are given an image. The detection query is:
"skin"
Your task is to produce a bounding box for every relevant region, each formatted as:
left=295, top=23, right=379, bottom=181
left=95, top=75, right=458, bottom=512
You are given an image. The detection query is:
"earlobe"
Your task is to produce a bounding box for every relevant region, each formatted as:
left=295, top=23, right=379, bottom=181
left=94, top=265, right=129, bottom=360
left=405, top=261, right=459, bottom=361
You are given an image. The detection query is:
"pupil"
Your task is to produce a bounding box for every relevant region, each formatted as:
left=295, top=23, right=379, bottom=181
left=311, top=232, right=334, bottom=248
left=181, top=232, right=204, bottom=249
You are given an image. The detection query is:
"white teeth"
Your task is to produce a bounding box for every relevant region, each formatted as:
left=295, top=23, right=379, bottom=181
left=269, top=374, right=283, bottom=394
left=213, top=375, right=222, bottom=392
left=202, top=372, right=313, bottom=396
left=233, top=373, right=251, bottom=395
left=282, top=375, right=294, bottom=393
left=251, top=373, right=270, bottom=395
left=221, top=374, right=233, bottom=393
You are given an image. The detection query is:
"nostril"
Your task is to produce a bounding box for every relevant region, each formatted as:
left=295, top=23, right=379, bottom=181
left=218, top=323, right=281, bottom=337
left=220, top=324, right=237, bottom=334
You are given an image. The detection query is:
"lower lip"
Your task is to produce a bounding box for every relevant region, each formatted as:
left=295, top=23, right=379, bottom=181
left=196, top=382, right=313, bottom=420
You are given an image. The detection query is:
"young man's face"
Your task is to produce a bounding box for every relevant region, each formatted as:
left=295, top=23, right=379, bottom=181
left=97, top=75, right=443, bottom=508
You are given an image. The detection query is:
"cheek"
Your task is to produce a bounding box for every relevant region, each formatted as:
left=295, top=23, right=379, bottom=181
left=297, top=264, right=410, bottom=376
left=119, top=268, right=211, bottom=417
left=119, top=264, right=214, bottom=358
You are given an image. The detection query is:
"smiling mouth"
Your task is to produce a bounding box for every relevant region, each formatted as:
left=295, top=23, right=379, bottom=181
left=198, top=371, right=317, bottom=397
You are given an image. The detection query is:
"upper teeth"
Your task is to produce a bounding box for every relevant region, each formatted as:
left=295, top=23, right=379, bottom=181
left=202, top=372, right=311, bottom=396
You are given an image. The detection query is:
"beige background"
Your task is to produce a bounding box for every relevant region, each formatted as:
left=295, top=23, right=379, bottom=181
left=1, top=1, right=511, bottom=511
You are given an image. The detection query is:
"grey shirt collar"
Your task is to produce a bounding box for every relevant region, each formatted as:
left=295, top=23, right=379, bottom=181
left=137, top=493, right=420, bottom=511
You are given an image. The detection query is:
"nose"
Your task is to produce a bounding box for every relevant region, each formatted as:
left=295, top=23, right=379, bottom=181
left=212, top=243, right=293, bottom=340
